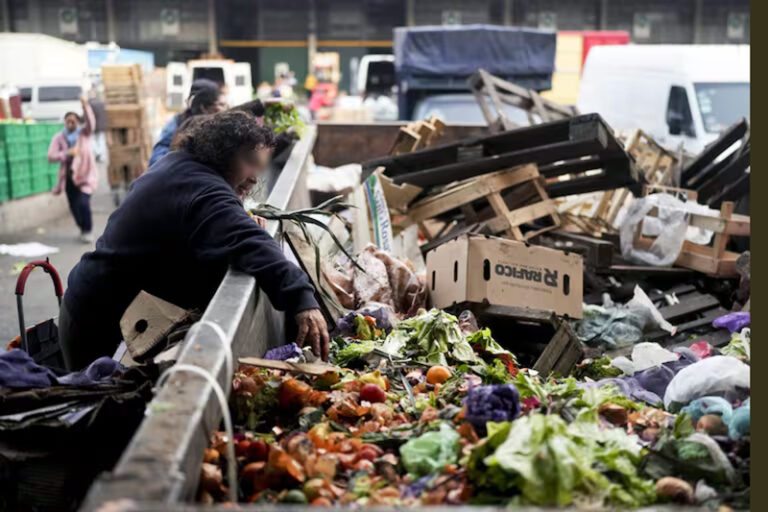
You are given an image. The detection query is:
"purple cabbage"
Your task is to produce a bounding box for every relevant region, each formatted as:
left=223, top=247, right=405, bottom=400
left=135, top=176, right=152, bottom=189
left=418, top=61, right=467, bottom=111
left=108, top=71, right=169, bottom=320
left=264, top=342, right=303, bottom=361
left=463, top=384, right=521, bottom=435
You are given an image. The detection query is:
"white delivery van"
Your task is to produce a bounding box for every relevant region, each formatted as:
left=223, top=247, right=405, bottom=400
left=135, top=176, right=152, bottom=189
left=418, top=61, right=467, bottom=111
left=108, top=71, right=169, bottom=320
left=166, top=59, right=252, bottom=110
left=578, top=45, right=749, bottom=154
left=18, top=79, right=89, bottom=122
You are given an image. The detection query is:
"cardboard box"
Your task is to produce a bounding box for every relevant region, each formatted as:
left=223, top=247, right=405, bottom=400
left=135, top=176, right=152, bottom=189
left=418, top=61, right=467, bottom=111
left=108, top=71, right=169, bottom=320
left=426, top=234, right=583, bottom=318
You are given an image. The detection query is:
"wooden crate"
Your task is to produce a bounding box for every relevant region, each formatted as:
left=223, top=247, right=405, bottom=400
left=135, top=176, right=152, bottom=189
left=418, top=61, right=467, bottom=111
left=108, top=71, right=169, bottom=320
left=452, top=302, right=583, bottom=376
left=401, top=164, right=560, bottom=241
left=106, top=105, right=146, bottom=129
left=104, top=84, right=142, bottom=105
left=101, top=64, right=143, bottom=85
left=633, top=201, right=749, bottom=277
left=108, top=145, right=145, bottom=187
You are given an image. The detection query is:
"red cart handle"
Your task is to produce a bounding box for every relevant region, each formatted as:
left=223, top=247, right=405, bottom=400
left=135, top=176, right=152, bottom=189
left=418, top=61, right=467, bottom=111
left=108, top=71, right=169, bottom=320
left=15, top=259, right=64, bottom=297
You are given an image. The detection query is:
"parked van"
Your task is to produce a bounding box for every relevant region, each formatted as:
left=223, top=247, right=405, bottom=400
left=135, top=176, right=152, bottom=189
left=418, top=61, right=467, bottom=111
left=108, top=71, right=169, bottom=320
left=578, top=45, right=749, bottom=154
left=166, top=59, right=252, bottom=110
left=18, top=79, right=89, bottom=122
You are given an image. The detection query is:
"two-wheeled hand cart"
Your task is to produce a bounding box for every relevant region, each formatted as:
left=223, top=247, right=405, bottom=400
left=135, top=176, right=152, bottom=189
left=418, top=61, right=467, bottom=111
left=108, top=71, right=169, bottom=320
left=13, top=258, right=66, bottom=372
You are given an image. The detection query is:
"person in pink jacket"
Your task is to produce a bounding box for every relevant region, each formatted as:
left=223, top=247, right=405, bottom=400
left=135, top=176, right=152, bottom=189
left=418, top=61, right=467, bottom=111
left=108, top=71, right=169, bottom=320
left=48, top=96, right=98, bottom=243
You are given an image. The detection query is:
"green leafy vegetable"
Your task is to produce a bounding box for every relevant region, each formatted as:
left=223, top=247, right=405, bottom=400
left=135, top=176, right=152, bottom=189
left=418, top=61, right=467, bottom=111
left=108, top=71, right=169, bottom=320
left=481, top=359, right=514, bottom=385
left=264, top=102, right=306, bottom=136
left=573, top=356, right=623, bottom=380
left=334, top=339, right=376, bottom=367
left=384, top=309, right=480, bottom=366
left=399, top=422, right=460, bottom=477
left=474, top=414, right=655, bottom=507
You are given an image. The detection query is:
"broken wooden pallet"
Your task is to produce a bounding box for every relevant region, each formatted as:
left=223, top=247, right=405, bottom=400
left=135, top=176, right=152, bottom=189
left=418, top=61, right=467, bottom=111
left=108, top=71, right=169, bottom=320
left=469, top=69, right=578, bottom=132
left=364, top=114, right=638, bottom=198
left=399, top=164, right=560, bottom=241
left=633, top=201, right=749, bottom=278
left=388, top=115, right=446, bottom=156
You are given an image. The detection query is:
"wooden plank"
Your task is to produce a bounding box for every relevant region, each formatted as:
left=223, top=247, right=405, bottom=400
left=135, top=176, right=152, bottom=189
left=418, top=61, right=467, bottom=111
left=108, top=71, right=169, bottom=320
left=406, top=164, right=539, bottom=222
left=505, top=199, right=557, bottom=227
left=657, top=293, right=720, bottom=322
left=711, top=202, right=734, bottom=262
left=480, top=69, right=515, bottom=131
left=486, top=190, right=515, bottom=237
left=239, top=357, right=339, bottom=376
left=533, top=325, right=570, bottom=375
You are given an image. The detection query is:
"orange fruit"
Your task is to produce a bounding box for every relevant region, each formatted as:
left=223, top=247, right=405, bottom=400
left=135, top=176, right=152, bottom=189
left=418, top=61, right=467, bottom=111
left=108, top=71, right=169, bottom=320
left=426, top=365, right=452, bottom=384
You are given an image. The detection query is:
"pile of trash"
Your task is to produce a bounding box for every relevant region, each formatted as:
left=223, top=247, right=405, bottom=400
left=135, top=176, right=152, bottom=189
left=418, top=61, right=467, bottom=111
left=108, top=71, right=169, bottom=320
left=197, top=308, right=750, bottom=508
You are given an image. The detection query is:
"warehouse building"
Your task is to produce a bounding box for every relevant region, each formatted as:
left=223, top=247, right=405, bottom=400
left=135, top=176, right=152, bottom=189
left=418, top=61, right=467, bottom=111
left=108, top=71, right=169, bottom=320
left=0, top=0, right=751, bottom=90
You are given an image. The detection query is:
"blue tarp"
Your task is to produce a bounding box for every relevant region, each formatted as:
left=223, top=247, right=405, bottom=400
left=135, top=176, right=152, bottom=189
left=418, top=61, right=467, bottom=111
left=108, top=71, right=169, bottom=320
left=393, top=25, right=556, bottom=78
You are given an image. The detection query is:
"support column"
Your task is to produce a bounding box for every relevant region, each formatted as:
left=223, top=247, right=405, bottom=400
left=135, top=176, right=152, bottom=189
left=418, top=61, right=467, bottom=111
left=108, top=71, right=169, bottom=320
left=27, top=0, right=41, bottom=33
left=503, top=0, right=513, bottom=25
left=207, top=0, right=218, bottom=55
left=1, top=0, right=10, bottom=32
left=693, top=0, right=703, bottom=43
left=599, top=0, right=608, bottom=30
left=308, top=0, right=317, bottom=77
left=406, top=0, right=415, bottom=26
left=105, top=0, right=115, bottom=43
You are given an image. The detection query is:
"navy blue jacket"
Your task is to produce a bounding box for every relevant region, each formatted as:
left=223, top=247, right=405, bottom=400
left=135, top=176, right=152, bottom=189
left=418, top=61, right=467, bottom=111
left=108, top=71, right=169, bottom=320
left=65, top=151, right=318, bottom=341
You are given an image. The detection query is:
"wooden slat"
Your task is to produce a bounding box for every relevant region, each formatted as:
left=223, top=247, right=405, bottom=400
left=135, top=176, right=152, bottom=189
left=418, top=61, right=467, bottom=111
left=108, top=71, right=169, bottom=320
left=505, top=199, right=557, bottom=227
left=406, top=164, right=538, bottom=222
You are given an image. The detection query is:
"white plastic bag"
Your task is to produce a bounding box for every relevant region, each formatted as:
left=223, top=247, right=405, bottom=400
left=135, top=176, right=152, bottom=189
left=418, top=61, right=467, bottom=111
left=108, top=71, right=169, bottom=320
left=620, top=194, right=689, bottom=266
left=663, top=356, right=750, bottom=409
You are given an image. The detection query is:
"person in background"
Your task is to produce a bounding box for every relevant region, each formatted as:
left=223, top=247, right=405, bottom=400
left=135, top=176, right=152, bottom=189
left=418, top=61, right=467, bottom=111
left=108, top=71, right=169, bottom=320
left=88, top=91, right=107, bottom=163
left=159, top=99, right=266, bottom=172
left=59, top=110, right=329, bottom=370
left=48, top=96, right=97, bottom=243
left=148, top=78, right=226, bottom=166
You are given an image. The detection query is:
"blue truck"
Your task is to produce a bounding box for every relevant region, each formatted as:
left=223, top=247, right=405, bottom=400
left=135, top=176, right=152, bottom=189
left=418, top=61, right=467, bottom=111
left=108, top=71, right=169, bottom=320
left=394, top=25, right=557, bottom=121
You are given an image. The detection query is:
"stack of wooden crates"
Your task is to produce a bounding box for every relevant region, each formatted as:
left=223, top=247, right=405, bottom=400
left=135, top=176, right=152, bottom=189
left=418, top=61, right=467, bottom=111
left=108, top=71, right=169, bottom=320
left=102, top=64, right=152, bottom=192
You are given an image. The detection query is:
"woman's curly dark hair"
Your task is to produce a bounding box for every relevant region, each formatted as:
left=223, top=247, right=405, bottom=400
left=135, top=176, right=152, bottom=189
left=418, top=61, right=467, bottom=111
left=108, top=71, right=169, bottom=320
left=179, top=111, right=275, bottom=177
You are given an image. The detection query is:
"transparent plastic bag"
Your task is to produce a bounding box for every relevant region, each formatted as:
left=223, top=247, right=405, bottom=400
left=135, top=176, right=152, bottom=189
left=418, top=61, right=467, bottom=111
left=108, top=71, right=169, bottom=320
left=576, top=287, right=675, bottom=349
left=620, top=194, right=690, bottom=266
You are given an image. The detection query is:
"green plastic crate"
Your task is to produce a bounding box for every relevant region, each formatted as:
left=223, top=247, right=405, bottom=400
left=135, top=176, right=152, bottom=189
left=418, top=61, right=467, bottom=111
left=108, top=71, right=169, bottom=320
left=0, top=145, right=6, bottom=164
left=30, top=158, right=48, bottom=177
left=31, top=175, right=50, bottom=194
left=25, top=123, right=51, bottom=140
left=0, top=123, right=27, bottom=142
left=7, top=142, right=31, bottom=160
left=48, top=173, right=59, bottom=189
left=0, top=177, right=8, bottom=202
left=10, top=176, right=31, bottom=199
left=29, top=140, right=50, bottom=159
left=47, top=124, right=63, bottom=139
left=7, top=157, right=31, bottom=180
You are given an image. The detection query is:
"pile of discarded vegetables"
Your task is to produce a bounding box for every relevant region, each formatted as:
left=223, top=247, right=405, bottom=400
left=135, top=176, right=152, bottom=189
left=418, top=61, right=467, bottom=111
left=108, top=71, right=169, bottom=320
left=197, top=309, right=750, bottom=509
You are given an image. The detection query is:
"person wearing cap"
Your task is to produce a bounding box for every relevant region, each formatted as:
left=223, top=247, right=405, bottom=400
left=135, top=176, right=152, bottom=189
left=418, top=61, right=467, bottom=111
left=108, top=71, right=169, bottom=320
left=148, top=79, right=227, bottom=167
